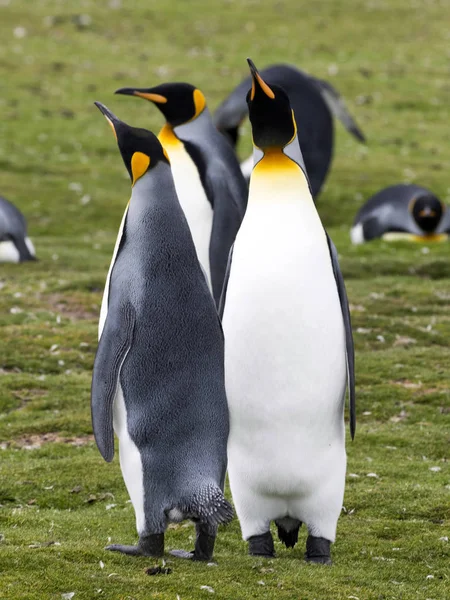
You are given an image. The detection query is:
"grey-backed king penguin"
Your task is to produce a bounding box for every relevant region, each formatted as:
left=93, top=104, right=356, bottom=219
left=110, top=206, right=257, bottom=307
left=114, top=83, right=248, bottom=305
left=214, top=63, right=366, bottom=198
left=350, top=184, right=450, bottom=243
left=91, top=102, right=232, bottom=560
left=220, top=60, right=356, bottom=564
left=0, top=196, right=36, bottom=262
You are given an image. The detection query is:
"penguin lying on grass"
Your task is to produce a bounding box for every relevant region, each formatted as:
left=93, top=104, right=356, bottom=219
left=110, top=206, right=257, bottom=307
left=115, top=82, right=247, bottom=306
left=351, top=184, right=450, bottom=243
left=0, top=196, right=36, bottom=262
left=91, top=102, right=232, bottom=560
left=221, top=60, right=356, bottom=565
left=214, top=63, right=365, bottom=199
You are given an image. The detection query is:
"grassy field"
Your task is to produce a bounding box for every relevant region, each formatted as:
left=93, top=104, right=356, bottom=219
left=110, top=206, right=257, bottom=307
left=1, top=0, right=449, bottom=598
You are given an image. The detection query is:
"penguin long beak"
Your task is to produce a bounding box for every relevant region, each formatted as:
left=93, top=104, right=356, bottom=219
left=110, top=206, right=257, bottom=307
left=247, top=58, right=275, bottom=100
left=94, top=101, right=123, bottom=139
left=115, top=87, right=168, bottom=104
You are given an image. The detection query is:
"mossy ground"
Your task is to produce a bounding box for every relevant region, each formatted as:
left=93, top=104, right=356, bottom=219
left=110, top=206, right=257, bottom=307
left=0, top=0, right=449, bottom=599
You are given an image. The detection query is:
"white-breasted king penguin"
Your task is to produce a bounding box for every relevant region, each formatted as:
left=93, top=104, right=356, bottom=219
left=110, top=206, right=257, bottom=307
left=92, top=102, right=232, bottom=561
left=114, top=83, right=248, bottom=305
left=220, top=60, right=356, bottom=564
left=0, top=196, right=36, bottom=263
left=350, top=184, right=450, bottom=243
left=214, top=63, right=366, bottom=198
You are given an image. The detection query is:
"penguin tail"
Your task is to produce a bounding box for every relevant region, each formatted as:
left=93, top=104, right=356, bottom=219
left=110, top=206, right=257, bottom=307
left=275, top=518, right=302, bottom=548
left=183, top=483, right=233, bottom=527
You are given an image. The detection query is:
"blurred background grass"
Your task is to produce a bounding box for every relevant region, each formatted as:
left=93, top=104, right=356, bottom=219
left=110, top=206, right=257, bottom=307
left=0, top=1, right=449, bottom=599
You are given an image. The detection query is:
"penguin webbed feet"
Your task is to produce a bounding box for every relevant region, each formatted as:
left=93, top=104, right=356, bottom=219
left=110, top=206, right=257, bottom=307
left=305, top=535, right=332, bottom=565
left=170, top=522, right=216, bottom=562
left=106, top=532, right=164, bottom=557
left=248, top=531, right=275, bottom=557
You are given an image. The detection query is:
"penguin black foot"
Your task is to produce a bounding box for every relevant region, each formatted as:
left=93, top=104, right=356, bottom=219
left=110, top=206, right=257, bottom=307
left=106, top=533, right=164, bottom=557
left=305, top=535, right=332, bottom=565
left=248, top=531, right=275, bottom=557
left=170, top=523, right=216, bottom=562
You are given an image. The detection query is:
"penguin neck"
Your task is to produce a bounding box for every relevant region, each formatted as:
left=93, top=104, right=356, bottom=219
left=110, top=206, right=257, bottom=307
left=158, top=109, right=213, bottom=150
left=249, top=135, right=313, bottom=203
left=127, top=165, right=176, bottom=225
left=174, top=108, right=214, bottom=141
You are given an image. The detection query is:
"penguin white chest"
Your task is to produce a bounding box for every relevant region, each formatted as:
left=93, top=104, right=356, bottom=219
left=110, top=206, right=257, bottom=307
left=223, top=194, right=347, bottom=494
left=158, top=127, right=213, bottom=289
left=0, top=241, right=20, bottom=263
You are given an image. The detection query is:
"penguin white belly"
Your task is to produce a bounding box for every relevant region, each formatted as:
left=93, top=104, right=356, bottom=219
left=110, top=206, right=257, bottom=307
left=223, top=198, right=347, bottom=539
left=113, top=384, right=146, bottom=535
left=98, top=204, right=129, bottom=340
left=0, top=240, right=20, bottom=263
left=167, top=150, right=213, bottom=289
left=158, top=126, right=213, bottom=291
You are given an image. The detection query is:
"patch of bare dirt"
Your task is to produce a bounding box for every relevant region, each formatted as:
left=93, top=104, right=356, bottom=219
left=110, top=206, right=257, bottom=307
left=1, top=433, right=94, bottom=450
left=43, top=293, right=98, bottom=320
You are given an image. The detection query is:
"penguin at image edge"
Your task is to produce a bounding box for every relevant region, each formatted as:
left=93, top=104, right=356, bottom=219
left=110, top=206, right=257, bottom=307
left=220, top=59, right=355, bottom=565
left=115, top=82, right=248, bottom=305
left=92, top=102, right=232, bottom=561
left=0, top=196, right=36, bottom=263
left=350, top=183, right=450, bottom=243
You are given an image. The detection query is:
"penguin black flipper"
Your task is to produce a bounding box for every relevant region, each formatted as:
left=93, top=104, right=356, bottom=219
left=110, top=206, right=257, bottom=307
left=312, top=79, right=366, bottom=143
left=218, top=244, right=234, bottom=321
left=91, top=302, right=136, bottom=462
left=183, top=139, right=245, bottom=305
left=325, top=233, right=356, bottom=439
left=208, top=176, right=243, bottom=306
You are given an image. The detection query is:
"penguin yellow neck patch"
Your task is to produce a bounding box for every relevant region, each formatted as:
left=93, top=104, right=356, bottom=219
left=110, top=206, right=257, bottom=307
left=255, top=148, right=302, bottom=175
left=158, top=124, right=182, bottom=150
left=131, top=152, right=150, bottom=186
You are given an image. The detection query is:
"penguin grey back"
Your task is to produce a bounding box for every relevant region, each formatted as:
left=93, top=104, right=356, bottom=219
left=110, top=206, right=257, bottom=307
left=93, top=160, right=229, bottom=477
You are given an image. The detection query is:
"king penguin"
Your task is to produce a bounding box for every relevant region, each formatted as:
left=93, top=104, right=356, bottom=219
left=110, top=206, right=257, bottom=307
left=220, top=60, right=356, bottom=564
left=91, top=102, right=232, bottom=561
left=0, top=196, right=36, bottom=263
left=214, top=63, right=366, bottom=198
left=114, top=83, right=248, bottom=305
left=350, top=184, right=450, bottom=243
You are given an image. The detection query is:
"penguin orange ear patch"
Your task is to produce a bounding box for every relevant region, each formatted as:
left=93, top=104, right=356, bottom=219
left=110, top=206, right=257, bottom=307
left=131, top=152, right=150, bottom=186
left=193, top=89, right=206, bottom=118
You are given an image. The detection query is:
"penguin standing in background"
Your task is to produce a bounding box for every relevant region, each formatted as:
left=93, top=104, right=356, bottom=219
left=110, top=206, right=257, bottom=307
left=92, top=102, right=232, bottom=560
left=214, top=63, right=366, bottom=198
left=221, top=60, right=356, bottom=565
left=114, top=83, right=248, bottom=305
left=350, top=184, right=450, bottom=243
left=0, top=196, right=36, bottom=263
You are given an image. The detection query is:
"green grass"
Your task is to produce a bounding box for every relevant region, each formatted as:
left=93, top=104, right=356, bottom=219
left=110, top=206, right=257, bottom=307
left=1, top=0, right=449, bottom=598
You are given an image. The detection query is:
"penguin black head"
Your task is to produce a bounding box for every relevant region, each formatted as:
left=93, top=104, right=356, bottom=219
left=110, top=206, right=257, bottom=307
left=94, top=102, right=170, bottom=185
left=246, top=58, right=296, bottom=150
left=115, top=83, right=207, bottom=128
left=410, top=194, right=444, bottom=233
